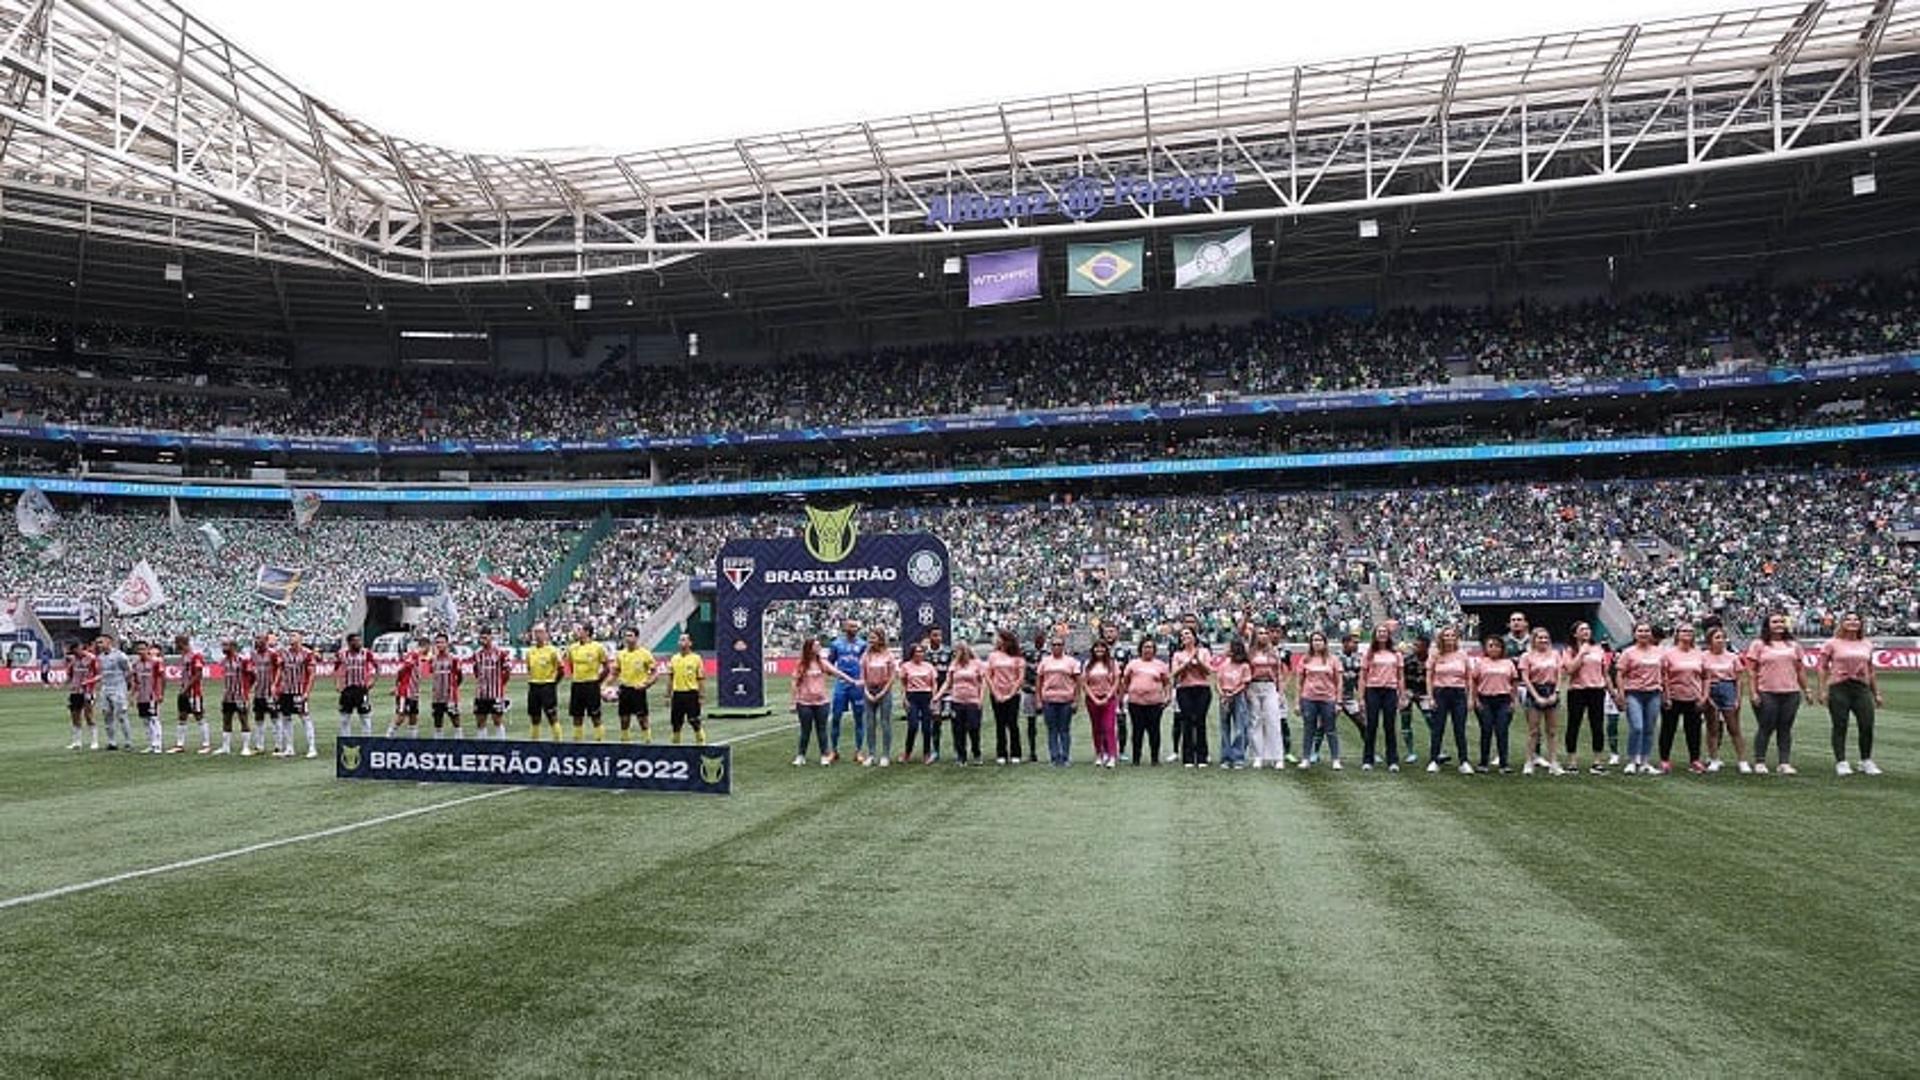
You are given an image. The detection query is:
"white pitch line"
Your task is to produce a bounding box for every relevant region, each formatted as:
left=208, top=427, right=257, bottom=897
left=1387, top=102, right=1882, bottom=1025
left=2, top=723, right=794, bottom=912
left=0, top=787, right=522, bottom=912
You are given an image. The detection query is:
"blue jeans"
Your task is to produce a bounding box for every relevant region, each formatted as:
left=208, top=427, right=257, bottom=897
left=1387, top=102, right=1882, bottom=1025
left=1363, top=686, right=1400, bottom=765
left=795, top=703, right=828, bottom=757
left=1043, top=700, right=1075, bottom=764
left=1476, top=694, right=1513, bottom=768
left=1429, top=687, right=1469, bottom=761
left=1301, top=698, right=1340, bottom=762
left=1218, top=692, right=1249, bottom=765
left=860, top=691, right=893, bottom=759
left=831, top=680, right=865, bottom=752
left=904, top=690, right=935, bottom=755
left=1625, top=689, right=1662, bottom=760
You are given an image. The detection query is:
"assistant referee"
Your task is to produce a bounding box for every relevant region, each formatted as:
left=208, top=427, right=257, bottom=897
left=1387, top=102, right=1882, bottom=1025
left=523, top=623, right=563, bottom=741
left=667, top=633, right=706, bottom=746
left=564, top=623, right=611, bottom=742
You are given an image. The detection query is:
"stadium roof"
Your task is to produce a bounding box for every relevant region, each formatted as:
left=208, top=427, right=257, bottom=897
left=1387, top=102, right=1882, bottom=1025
left=1, top=0, right=1919, bottom=339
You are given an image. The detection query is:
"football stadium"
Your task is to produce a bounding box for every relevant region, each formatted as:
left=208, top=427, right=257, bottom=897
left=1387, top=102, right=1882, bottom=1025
left=1, top=0, right=1918, bottom=1074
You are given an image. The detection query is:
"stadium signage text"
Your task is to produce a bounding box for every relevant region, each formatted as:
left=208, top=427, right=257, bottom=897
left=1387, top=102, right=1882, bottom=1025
left=924, top=173, right=1238, bottom=227
left=334, top=736, right=731, bottom=794
left=1451, top=581, right=1607, bottom=603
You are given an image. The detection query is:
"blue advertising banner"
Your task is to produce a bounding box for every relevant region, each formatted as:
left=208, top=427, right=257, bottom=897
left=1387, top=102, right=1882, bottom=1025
left=1452, top=581, right=1607, bottom=604
left=334, top=736, right=732, bottom=794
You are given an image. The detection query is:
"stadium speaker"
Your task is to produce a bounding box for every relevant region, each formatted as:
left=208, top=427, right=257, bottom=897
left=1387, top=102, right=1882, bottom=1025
left=163, top=262, right=183, bottom=282
left=1357, top=219, right=1379, bottom=239
left=1852, top=173, right=1877, bottom=197
left=573, top=293, right=592, bottom=311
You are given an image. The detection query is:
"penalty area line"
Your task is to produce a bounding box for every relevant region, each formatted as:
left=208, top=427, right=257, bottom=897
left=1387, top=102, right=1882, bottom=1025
left=0, top=786, right=521, bottom=913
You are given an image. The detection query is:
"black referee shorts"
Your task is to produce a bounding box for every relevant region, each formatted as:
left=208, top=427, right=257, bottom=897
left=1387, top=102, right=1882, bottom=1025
left=527, top=683, right=558, bottom=721
left=617, top=686, right=649, bottom=719
left=568, top=682, right=602, bottom=721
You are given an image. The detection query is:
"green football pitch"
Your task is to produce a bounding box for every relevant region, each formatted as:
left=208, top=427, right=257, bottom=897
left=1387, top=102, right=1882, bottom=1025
left=2, top=680, right=1915, bottom=1078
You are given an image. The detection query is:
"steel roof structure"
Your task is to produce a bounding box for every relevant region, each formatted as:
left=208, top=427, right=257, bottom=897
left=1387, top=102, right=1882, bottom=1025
left=1, top=0, right=1919, bottom=338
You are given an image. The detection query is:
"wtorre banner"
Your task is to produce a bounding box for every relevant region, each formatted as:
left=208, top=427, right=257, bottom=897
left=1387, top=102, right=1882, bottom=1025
left=334, top=736, right=732, bottom=795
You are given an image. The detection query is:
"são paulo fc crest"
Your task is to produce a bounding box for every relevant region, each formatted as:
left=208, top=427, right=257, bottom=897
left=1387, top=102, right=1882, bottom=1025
left=722, top=556, right=755, bottom=589
left=906, top=549, right=945, bottom=588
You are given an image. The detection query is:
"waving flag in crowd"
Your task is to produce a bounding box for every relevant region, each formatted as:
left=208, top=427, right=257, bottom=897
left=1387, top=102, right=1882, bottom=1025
left=290, top=489, right=323, bottom=530
left=255, top=565, right=304, bottom=607
left=111, top=560, right=168, bottom=615
left=15, top=486, right=58, bottom=538
left=476, top=557, right=531, bottom=602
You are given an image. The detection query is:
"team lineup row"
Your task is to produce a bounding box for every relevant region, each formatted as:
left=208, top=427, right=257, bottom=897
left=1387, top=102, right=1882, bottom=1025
left=787, top=612, right=1889, bottom=778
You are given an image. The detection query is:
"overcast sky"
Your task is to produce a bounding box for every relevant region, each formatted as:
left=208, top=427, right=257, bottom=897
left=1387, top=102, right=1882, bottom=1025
left=186, top=0, right=1732, bottom=155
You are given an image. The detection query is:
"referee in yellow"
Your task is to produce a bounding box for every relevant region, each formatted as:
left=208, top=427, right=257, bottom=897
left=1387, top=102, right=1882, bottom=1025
left=610, top=627, right=657, bottom=744
left=563, top=622, right=611, bottom=742
left=667, top=633, right=707, bottom=745
left=523, top=623, right=563, bottom=741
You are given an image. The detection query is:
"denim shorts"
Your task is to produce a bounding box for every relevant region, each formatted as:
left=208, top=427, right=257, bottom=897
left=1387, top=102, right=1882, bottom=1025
left=1708, top=680, right=1738, bottom=711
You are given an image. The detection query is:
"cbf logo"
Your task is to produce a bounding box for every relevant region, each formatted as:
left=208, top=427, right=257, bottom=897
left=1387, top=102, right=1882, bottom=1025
left=802, top=504, right=858, bottom=564
left=906, top=549, right=945, bottom=588
left=722, top=556, right=755, bottom=589
left=730, top=607, right=750, bottom=630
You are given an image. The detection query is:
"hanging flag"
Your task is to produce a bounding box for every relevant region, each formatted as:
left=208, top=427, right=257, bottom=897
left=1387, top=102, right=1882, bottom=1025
left=966, top=247, right=1041, bottom=308
left=290, top=489, right=323, bottom=530
left=196, top=522, right=225, bottom=554
left=168, top=497, right=188, bottom=537
left=476, top=558, right=532, bottom=602
left=1172, top=227, right=1254, bottom=289
left=110, top=560, right=168, bottom=615
left=1067, top=240, right=1145, bottom=296
left=254, top=565, right=303, bottom=607
left=15, top=486, right=58, bottom=538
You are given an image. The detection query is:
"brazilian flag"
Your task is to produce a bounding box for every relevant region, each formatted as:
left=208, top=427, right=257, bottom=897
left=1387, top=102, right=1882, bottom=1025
left=1067, top=240, right=1145, bottom=296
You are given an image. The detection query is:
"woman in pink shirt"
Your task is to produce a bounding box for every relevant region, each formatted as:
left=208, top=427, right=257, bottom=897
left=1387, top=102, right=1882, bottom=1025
left=859, top=628, right=899, bottom=767
left=1518, top=628, right=1565, bottom=776
left=1658, top=625, right=1708, bottom=773
left=1171, top=629, right=1214, bottom=767
left=1816, top=613, right=1884, bottom=776
left=1702, top=627, right=1749, bottom=774
left=898, top=642, right=940, bottom=765
left=1213, top=639, right=1254, bottom=769
left=1083, top=640, right=1121, bottom=769
left=1294, top=632, right=1344, bottom=771
left=1358, top=626, right=1405, bottom=771
left=1470, top=636, right=1519, bottom=773
left=1122, top=638, right=1172, bottom=766
left=1036, top=635, right=1083, bottom=766
left=938, top=642, right=987, bottom=766
left=1745, top=613, right=1810, bottom=775
left=1424, top=627, right=1474, bottom=774
left=1247, top=628, right=1292, bottom=768
left=1611, top=623, right=1666, bottom=775
left=1562, top=622, right=1611, bottom=774
left=986, top=629, right=1027, bottom=765
left=791, top=637, right=854, bottom=766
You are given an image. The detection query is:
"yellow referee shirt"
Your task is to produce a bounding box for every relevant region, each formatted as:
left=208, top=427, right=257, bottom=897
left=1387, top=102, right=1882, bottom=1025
left=524, top=644, right=561, bottom=685
left=616, top=647, right=656, bottom=688
left=668, top=652, right=703, bottom=693
left=566, top=641, right=608, bottom=683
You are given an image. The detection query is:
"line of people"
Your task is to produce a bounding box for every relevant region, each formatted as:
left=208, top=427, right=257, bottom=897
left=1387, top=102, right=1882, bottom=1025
left=786, top=610, right=1889, bottom=777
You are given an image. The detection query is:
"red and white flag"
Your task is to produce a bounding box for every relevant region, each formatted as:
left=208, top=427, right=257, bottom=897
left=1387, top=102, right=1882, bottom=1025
left=110, top=560, right=167, bottom=615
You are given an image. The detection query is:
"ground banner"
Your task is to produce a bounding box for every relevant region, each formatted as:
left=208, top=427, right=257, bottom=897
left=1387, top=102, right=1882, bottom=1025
left=966, top=247, right=1041, bottom=307
left=1172, top=226, right=1254, bottom=289
left=334, top=736, right=732, bottom=794
left=1067, top=240, right=1145, bottom=295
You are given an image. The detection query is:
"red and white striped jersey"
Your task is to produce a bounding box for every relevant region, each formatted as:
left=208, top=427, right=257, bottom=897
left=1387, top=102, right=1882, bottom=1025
left=470, top=645, right=511, bottom=699
left=393, top=650, right=423, bottom=699
left=134, top=659, right=165, bottom=705
left=181, top=651, right=205, bottom=697
left=251, top=648, right=279, bottom=700
left=335, top=648, right=379, bottom=690
left=429, top=653, right=461, bottom=704
left=221, top=654, right=250, bottom=703
left=277, top=646, right=316, bottom=695
left=69, top=652, right=98, bottom=692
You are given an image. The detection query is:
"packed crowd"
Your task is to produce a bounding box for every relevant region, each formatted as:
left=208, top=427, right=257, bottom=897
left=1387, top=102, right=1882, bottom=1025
left=6, top=267, right=1918, bottom=441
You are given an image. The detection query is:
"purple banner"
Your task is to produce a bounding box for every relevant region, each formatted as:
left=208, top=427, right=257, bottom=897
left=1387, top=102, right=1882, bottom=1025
left=966, top=247, right=1041, bottom=308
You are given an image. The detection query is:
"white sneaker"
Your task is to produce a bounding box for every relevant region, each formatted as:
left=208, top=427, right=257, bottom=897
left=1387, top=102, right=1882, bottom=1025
left=305, top=748, right=318, bottom=759
left=1403, top=753, right=1418, bottom=764
left=1778, top=763, right=1797, bottom=776
left=89, top=740, right=99, bottom=750
left=878, top=757, right=890, bottom=768
left=1426, top=761, right=1439, bottom=773
left=1361, top=762, right=1373, bottom=772
left=1458, top=762, right=1474, bottom=775
left=1330, top=760, right=1343, bottom=771
left=1706, top=759, right=1723, bottom=773
left=67, top=739, right=81, bottom=750
left=212, top=745, right=229, bottom=756
left=1549, top=763, right=1565, bottom=777
left=1522, top=762, right=1535, bottom=777
left=819, top=756, right=831, bottom=766
left=240, top=746, right=255, bottom=757
left=863, top=757, right=875, bottom=767
left=1296, top=759, right=1310, bottom=770
left=1860, top=760, right=1883, bottom=776
left=1388, top=764, right=1400, bottom=774
left=1754, top=762, right=1769, bottom=775
left=1836, top=761, right=1853, bottom=777
left=1284, top=754, right=1299, bottom=764
left=1607, top=753, right=1620, bottom=766
left=1737, top=760, right=1752, bottom=775
left=792, top=755, right=806, bottom=766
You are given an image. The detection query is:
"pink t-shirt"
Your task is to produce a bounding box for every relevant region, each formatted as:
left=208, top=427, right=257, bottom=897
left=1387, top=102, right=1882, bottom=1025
left=1471, top=657, right=1517, bottom=697
left=1249, top=648, right=1284, bottom=682
left=947, top=659, right=985, bottom=706
left=1818, top=637, right=1873, bottom=684
left=1172, top=647, right=1213, bottom=688
left=1215, top=660, right=1252, bottom=696
left=1703, top=650, right=1743, bottom=686
left=985, top=652, right=1024, bottom=700
left=1361, top=649, right=1404, bottom=690
left=1662, top=647, right=1706, bottom=702
left=1428, top=651, right=1470, bottom=689
left=1038, top=654, right=1082, bottom=704
left=1122, top=658, right=1170, bottom=705
left=1616, top=645, right=1666, bottom=692
left=861, top=650, right=898, bottom=691
left=794, top=657, right=832, bottom=706
left=1745, top=641, right=1804, bottom=694
left=900, top=660, right=937, bottom=694
left=1299, top=655, right=1342, bottom=702
left=1082, top=661, right=1118, bottom=702
left=1520, top=649, right=1563, bottom=687
left=1566, top=645, right=1610, bottom=689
